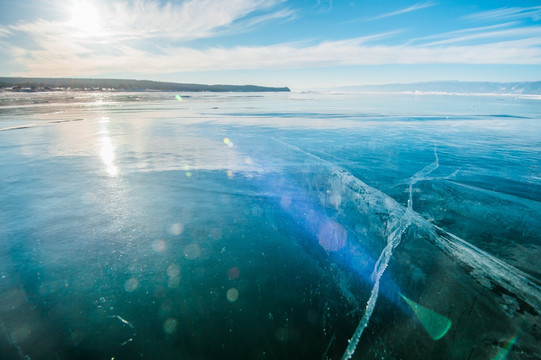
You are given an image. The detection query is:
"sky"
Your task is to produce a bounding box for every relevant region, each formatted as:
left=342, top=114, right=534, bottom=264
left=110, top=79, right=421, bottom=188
left=0, top=0, right=540, bottom=90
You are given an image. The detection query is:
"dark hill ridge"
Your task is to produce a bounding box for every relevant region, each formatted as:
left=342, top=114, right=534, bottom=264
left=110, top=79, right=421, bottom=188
left=0, top=77, right=290, bottom=92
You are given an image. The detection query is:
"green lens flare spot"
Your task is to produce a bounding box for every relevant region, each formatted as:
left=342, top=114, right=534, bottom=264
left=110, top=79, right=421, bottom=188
left=175, top=94, right=182, bottom=101
left=492, top=335, right=518, bottom=360
left=400, top=293, right=452, bottom=340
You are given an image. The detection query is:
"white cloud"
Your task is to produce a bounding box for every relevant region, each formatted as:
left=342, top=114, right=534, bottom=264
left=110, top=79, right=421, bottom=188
left=8, top=0, right=289, bottom=42
left=235, top=8, right=297, bottom=29
left=3, top=0, right=541, bottom=79
left=368, top=1, right=436, bottom=20
left=105, top=0, right=286, bottom=40
left=466, top=6, right=541, bottom=22
left=315, top=0, right=333, bottom=14
left=10, top=34, right=541, bottom=78
left=0, top=26, right=13, bottom=38
left=407, top=22, right=517, bottom=45
left=419, top=26, right=541, bottom=46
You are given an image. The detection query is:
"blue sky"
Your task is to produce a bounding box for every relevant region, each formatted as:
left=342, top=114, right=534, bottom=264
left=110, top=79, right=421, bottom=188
left=0, top=0, right=540, bottom=89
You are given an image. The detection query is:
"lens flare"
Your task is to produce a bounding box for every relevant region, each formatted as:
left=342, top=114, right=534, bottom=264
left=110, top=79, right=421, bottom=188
left=492, top=335, right=518, bottom=360
left=400, top=293, right=451, bottom=340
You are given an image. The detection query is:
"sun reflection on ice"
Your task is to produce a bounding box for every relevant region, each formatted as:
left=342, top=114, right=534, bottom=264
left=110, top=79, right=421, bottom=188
left=99, top=137, right=118, bottom=176
left=98, top=117, right=119, bottom=176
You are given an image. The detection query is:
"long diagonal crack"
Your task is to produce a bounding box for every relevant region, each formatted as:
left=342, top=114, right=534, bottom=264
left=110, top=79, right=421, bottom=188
left=270, top=141, right=540, bottom=359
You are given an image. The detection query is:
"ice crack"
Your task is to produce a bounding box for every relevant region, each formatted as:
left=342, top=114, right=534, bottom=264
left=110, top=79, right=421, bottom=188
left=270, top=138, right=415, bottom=360
left=341, top=150, right=449, bottom=359
left=407, top=148, right=439, bottom=210
left=341, top=208, right=412, bottom=360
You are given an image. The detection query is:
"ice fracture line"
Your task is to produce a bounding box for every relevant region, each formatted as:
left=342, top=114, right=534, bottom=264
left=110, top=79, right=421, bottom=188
left=271, top=141, right=539, bottom=359
left=342, top=150, right=442, bottom=360
left=407, top=147, right=439, bottom=210
left=341, top=205, right=413, bottom=360
left=270, top=138, right=415, bottom=360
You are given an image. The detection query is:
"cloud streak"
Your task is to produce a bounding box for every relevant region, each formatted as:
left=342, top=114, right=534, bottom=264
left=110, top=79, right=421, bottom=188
left=407, top=22, right=517, bottom=45
left=10, top=34, right=541, bottom=78
left=465, top=6, right=541, bottom=21
left=419, top=26, right=541, bottom=46
left=368, top=1, right=436, bottom=20
left=104, top=0, right=288, bottom=40
left=7, top=0, right=290, bottom=42
left=0, top=26, right=13, bottom=38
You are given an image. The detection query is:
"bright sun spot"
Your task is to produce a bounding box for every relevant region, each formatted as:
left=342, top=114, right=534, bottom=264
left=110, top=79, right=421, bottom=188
left=100, top=136, right=118, bottom=176
left=69, top=1, right=103, bottom=37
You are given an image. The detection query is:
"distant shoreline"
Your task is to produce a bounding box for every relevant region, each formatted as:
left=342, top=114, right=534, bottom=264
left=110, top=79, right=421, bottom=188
left=330, top=80, right=541, bottom=96
left=0, top=77, right=290, bottom=93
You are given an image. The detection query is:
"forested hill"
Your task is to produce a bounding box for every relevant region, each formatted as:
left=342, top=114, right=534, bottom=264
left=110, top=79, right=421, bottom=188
left=0, top=77, right=290, bottom=92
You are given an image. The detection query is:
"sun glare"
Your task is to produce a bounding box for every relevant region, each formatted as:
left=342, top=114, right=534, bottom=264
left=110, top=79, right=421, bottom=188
left=68, top=1, right=103, bottom=37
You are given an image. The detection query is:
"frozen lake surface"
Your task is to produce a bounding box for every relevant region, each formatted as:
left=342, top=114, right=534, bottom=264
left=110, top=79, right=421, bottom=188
left=1, top=91, right=540, bottom=359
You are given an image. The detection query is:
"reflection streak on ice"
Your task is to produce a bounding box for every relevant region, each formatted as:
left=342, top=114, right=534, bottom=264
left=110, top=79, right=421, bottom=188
left=99, top=136, right=118, bottom=176
left=97, top=117, right=118, bottom=176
